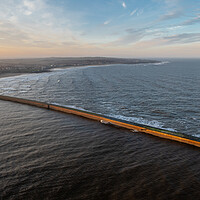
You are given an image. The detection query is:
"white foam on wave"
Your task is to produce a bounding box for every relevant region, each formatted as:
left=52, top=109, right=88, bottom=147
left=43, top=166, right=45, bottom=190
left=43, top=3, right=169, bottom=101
left=107, top=114, right=176, bottom=131
left=2, top=87, right=17, bottom=91
left=153, top=61, right=170, bottom=66
left=108, top=114, right=163, bottom=127
left=131, top=61, right=170, bottom=67
left=50, top=64, right=113, bottom=72
left=51, top=103, right=89, bottom=112
left=50, top=103, right=176, bottom=132
left=0, top=72, right=52, bottom=95
left=191, top=134, right=200, bottom=138
left=19, top=90, right=28, bottom=93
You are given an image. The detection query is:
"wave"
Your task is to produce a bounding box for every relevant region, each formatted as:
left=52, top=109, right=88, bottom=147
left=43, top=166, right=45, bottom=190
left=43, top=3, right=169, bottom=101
left=51, top=103, right=90, bottom=112
left=51, top=103, right=176, bottom=132
left=192, top=134, right=200, bottom=138
left=50, top=64, right=114, bottom=72
left=108, top=114, right=176, bottom=132
left=153, top=61, right=170, bottom=66
left=108, top=114, right=162, bottom=127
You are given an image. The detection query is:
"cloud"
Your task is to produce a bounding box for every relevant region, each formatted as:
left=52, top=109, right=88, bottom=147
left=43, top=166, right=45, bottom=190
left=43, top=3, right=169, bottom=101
left=22, top=0, right=36, bottom=15
left=163, top=33, right=200, bottom=44
left=62, top=41, right=78, bottom=46
left=103, top=20, right=111, bottom=25
left=122, top=2, right=126, bottom=8
left=106, top=29, right=145, bottom=46
left=24, top=10, right=32, bottom=15
left=159, top=10, right=182, bottom=21
left=167, top=25, right=182, bottom=30
left=0, top=0, right=80, bottom=50
left=182, top=14, right=200, bottom=26
left=21, top=0, right=45, bottom=16
left=137, top=9, right=143, bottom=16
left=31, top=40, right=58, bottom=48
left=0, top=21, right=30, bottom=46
left=23, top=0, right=36, bottom=11
left=108, top=24, right=200, bottom=47
left=130, top=9, right=137, bottom=16
left=153, top=0, right=180, bottom=8
left=164, top=0, right=179, bottom=7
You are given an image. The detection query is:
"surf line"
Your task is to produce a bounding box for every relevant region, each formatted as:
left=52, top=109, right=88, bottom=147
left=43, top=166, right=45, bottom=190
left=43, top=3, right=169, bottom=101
left=0, top=95, right=200, bottom=148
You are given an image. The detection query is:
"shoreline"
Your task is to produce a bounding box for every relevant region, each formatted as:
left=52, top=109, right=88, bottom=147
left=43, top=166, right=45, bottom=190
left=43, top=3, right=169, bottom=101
left=0, top=57, right=159, bottom=79
left=0, top=64, right=112, bottom=79
left=0, top=73, right=28, bottom=79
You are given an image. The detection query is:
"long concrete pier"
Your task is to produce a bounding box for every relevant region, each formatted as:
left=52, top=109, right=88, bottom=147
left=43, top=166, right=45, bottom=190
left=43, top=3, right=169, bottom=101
left=0, top=95, right=200, bottom=148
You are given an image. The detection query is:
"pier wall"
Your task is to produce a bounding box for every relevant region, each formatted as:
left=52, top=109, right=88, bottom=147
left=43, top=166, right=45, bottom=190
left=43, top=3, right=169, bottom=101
left=0, top=95, right=199, bottom=148
left=0, top=95, right=48, bottom=109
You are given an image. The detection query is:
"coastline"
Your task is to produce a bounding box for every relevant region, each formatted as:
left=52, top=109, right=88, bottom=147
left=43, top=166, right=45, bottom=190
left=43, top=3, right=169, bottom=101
left=0, top=57, right=159, bottom=79
left=0, top=64, right=114, bottom=79
left=0, top=73, right=26, bottom=79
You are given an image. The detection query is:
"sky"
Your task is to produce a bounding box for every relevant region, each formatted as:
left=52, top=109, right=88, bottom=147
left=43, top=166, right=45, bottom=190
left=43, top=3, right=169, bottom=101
left=0, top=0, right=200, bottom=58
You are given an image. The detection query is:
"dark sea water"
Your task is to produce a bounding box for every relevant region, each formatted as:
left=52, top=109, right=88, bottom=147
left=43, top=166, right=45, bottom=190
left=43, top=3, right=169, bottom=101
left=0, top=59, right=200, bottom=199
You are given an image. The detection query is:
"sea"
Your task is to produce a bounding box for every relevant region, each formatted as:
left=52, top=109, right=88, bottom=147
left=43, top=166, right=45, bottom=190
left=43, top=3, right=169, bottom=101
left=0, top=58, right=200, bottom=199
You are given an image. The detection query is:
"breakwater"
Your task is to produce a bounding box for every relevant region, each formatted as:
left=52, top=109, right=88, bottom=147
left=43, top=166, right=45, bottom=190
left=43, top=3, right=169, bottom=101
left=0, top=95, right=199, bottom=148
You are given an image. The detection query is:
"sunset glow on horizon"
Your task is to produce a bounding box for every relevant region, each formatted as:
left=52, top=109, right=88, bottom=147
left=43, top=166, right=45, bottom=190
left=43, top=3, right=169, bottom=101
left=0, top=0, right=200, bottom=58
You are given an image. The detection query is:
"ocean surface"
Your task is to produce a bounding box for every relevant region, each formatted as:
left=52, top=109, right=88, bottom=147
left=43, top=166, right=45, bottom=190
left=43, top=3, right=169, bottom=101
left=0, top=58, right=200, bottom=199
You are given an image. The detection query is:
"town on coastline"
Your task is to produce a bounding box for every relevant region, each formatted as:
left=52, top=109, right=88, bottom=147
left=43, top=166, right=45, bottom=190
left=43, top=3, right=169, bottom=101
left=0, top=57, right=159, bottom=77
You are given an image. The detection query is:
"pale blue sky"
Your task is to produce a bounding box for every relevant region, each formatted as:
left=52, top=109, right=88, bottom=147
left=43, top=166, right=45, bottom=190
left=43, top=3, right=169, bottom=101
left=0, top=0, right=199, bottom=58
